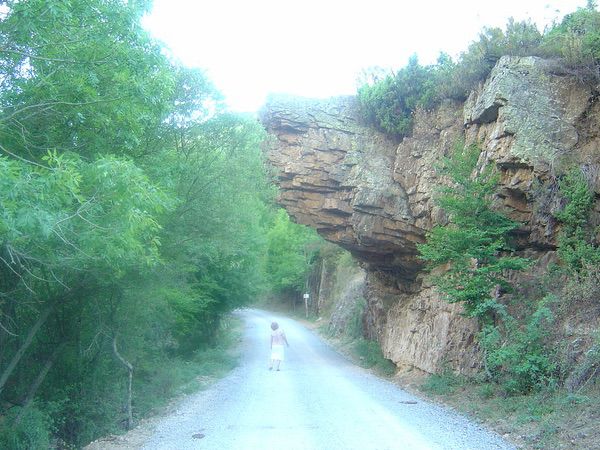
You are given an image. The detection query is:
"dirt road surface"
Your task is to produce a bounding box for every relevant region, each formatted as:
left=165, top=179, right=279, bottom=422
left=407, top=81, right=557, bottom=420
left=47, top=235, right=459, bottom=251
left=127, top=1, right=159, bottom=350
left=87, top=309, right=515, bottom=450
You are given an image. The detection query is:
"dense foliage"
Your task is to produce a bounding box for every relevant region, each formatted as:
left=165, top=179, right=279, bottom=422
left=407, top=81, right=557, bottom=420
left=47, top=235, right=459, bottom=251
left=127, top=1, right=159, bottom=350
left=265, top=209, right=321, bottom=295
left=358, top=3, right=600, bottom=136
left=0, top=1, right=306, bottom=447
left=418, top=145, right=599, bottom=395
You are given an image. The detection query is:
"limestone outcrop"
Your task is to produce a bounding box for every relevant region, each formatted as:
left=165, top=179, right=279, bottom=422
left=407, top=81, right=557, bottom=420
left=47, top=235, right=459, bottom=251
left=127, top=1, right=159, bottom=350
left=260, top=56, right=600, bottom=375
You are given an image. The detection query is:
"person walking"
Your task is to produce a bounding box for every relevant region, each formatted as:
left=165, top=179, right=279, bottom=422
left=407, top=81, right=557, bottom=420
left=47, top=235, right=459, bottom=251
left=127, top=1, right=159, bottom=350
left=269, top=321, right=289, bottom=371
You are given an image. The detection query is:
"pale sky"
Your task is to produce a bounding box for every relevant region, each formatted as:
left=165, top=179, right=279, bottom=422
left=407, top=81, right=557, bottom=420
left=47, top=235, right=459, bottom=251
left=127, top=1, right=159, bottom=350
left=143, top=0, right=587, bottom=112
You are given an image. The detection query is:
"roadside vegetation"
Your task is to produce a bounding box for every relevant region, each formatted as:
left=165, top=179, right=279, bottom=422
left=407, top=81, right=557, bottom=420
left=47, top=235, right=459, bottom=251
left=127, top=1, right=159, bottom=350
left=421, top=373, right=600, bottom=449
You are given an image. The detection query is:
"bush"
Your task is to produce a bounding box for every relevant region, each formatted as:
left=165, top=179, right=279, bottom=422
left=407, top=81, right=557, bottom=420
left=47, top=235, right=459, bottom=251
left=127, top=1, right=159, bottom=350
left=353, top=338, right=396, bottom=376
left=480, top=297, right=558, bottom=394
left=0, top=406, right=52, bottom=450
left=358, top=55, right=436, bottom=136
left=346, top=297, right=366, bottom=339
left=541, top=4, right=600, bottom=80
left=555, top=168, right=600, bottom=275
left=358, top=4, right=600, bottom=136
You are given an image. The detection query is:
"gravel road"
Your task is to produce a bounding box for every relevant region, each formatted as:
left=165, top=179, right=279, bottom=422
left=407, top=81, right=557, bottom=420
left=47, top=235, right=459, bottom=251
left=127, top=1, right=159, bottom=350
left=131, top=308, right=515, bottom=450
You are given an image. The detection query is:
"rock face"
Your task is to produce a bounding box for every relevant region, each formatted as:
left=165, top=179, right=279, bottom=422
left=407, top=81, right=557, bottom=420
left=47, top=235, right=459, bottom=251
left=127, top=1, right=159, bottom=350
left=260, top=56, right=600, bottom=375
left=261, top=95, right=425, bottom=279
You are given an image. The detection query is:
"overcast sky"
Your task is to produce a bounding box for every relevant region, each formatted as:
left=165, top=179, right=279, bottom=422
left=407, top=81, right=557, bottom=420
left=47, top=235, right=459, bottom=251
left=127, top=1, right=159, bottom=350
left=143, top=0, right=587, bottom=112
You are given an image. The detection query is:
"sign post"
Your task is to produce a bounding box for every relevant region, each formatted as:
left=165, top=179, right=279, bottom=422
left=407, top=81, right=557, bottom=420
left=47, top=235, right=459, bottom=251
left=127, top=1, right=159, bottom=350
left=303, top=293, right=309, bottom=318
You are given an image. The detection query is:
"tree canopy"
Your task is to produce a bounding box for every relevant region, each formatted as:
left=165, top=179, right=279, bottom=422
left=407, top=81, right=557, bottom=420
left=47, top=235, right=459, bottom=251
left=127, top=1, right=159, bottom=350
left=0, top=1, right=307, bottom=447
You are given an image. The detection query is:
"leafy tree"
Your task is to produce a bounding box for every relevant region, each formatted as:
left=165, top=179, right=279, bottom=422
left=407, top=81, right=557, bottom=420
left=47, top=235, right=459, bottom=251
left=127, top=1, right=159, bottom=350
left=417, top=143, right=560, bottom=394
left=418, top=143, right=529, bottom=320
left=0, top=1, right=273, bottom=446
left=146, top=112, right=272, bottom=351
left=266, top=210, right=322, bottom=294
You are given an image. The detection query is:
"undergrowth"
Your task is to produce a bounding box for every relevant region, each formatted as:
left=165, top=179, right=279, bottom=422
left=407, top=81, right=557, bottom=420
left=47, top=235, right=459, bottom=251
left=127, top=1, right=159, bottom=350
left=134, top=317, right=242, bottom=416
left=352, top=339, right=397, bottom=377
left=419, top=372, right=600, bottom=449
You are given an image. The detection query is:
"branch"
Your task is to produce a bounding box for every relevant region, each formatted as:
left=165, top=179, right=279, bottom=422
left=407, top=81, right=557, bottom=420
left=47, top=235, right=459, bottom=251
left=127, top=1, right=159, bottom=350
left=1, top=48, right=83, bottom=64
left=1, top=97, right=124, bottom=123
left=112, top=335, right=133, bottom=372
left=0, top=319, right=18, bottom=337
left=0, top=305, right=53, bottom=394
left=0, top=254, right=36, bottom=295
left=0, top=143, right=51, bottom=169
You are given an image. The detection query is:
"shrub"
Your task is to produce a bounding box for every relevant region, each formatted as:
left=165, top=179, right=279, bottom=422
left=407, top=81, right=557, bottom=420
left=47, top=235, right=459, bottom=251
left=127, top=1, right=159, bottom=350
left=480, top=297, right=557, bottom=394
left=541, top=4, right=600, bottom=80
left=357, top=5, right=600, bottom=136
left=353, top=338, right=396, bottom=376
left=346, top=297, right=366, bottom=339
left=565, top=339, right=600, bottom=392
left=358, top=55, right=436, bottom=136
left=555, top=168, right=600, bottom=274
left=0, top=406, right=52, bottom=450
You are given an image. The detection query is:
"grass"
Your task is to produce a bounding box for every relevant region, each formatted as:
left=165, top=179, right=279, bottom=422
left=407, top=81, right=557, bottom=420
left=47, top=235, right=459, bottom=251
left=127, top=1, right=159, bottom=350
left=421, top=371, right=466, bottom=396
left=352, top=338, right=397, bottom=377
left=415, top=372, right=600, bottom=449
left=132, top=316, right=243, bottom=419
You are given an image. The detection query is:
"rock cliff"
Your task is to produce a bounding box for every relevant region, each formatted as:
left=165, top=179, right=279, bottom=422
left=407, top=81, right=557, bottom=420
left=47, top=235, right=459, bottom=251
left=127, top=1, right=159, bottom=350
left=260, top=56, right=600, bottom=375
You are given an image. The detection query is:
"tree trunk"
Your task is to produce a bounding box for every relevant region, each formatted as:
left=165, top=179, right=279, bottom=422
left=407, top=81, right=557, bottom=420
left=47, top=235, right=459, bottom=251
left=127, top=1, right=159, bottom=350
left=113, top=334, right=133, bottom=430
left=0, top=305, right=53, bottom=395
left=14, top=341, right=66, bottom=424
left=316, top=258, right=327, bottom=316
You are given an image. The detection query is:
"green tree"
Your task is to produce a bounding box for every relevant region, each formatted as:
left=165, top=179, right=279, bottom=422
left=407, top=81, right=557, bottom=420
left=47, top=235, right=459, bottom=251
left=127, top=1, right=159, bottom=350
left=266, top=210, right=322, bottom=294
left=417, top=143, right=558, bottom=394
left=146, top=112, right=272, bottom=351
left=0, top=1, right=272, bottom=446
left=418, top=143, right=529, bottom=320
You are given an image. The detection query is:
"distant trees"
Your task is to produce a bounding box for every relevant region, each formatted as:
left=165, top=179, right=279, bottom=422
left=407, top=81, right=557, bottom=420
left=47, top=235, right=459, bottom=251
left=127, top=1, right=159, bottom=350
left=265, top=210, right=322, bottom=295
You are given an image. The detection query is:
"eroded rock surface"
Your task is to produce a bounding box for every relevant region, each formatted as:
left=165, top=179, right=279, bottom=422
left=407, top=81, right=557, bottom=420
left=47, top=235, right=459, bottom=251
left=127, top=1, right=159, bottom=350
left=260, top=56, right=600, bottom=375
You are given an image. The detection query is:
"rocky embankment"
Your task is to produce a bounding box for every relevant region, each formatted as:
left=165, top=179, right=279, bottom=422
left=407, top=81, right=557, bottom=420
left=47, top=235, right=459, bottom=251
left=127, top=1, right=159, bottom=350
left=260, top=56, right=600, bottom=375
